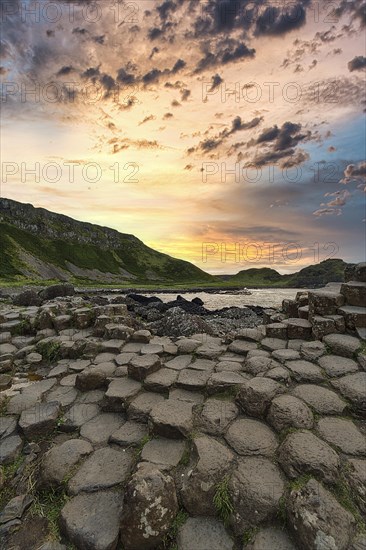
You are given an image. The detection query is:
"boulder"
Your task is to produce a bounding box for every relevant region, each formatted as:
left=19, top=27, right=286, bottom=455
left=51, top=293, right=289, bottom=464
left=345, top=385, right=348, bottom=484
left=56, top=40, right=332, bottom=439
left=60, top=490, right=123, bottom=550
left=267, top=394, right=314, bottom=432
left=287, top=479, right=356, bottom=550
left=225, top=418, right=278, bottom=457
left=19, top=402, right=60, bottom=439
left=120, top=463, right=179, bottom=550
left=128, top=354, right=161, bottom=381
left=39, top=284, right=75, bottom=301
left=149, top=399, right=193, bottom=439
left=75, top=368, right=107, bottom=392
left=181, top=435, right=234, bottom=516
left=236, top=377, right=283, bottom=418
left=41, top=439, right=93, bottom=486
left=278, top=430, right=340, bottom=484
left=13, top=290, right=42, bottom=307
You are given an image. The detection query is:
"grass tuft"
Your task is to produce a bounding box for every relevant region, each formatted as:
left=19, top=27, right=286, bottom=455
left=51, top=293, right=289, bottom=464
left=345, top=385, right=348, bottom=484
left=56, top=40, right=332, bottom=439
left=36, top=340, right=61, bottom=364
left=213, top=475, right=234, bottom=526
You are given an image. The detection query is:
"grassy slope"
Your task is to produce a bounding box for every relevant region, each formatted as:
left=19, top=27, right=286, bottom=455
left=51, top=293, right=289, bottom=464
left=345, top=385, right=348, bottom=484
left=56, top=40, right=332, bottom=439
left=0, top=222, right=215, bottom=284
left=229, top=259, right=348, bottom=287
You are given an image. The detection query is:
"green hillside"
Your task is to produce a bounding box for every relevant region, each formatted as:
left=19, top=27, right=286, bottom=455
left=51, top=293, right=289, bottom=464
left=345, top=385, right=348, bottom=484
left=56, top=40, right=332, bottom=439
left=228, top=259, right=348, bottom=288
left=0, top=199, right=215, bottom=285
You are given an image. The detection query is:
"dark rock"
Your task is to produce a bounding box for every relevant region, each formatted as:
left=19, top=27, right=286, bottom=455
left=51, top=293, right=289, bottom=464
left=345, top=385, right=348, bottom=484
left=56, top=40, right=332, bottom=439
left=13, top=290, right=42, bottom=307
left=0, top=494, right=33, bottom=524
left=237, top=377, right=283, bottom=418
left=0, top=435, right=23, bottom=465
left=177, top=517, right=234, bottom=550
left=41, top=439, right=93, bottom=487
left=60, top=490, right=123, bottom=550
left=75, top=368, right=107, bottom=392
left=19, top=402, right=60, bottom=439
left=39, top=284, right=75, bottom=301
left=192, top=297, right=204, bottom=306
left=120, top=462, right=179, bottom=550
left=149, top=399, right=193, bottom=439
left=287, top=479, right=356, bottom=550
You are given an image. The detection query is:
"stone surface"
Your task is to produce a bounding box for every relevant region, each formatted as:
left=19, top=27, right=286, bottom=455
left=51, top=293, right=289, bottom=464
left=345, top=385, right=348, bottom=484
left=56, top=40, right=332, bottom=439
left=346, top=458, right=366, bottom=514
left=7, top=379, right=56, bottom=414
left=285, top=360, right=325, bottom=382
left=228, top=340, right=257, bottom=355
left=0, top=435, right=23, bottom=465
left=181, top=435, right=234, bottom=516
left=0, top=416, right=17, bottom=439
left=177, top=368, right=210, bottom=391
left=317, top=417, right=366, bottom=455
left=19, top=402, right=60, bottom=439
left=42, top=439, right=93, bottom=486
left=292, top=384, right=346, bottom=414
left=332, top=372, right=366, bottom=413
left=323, top=333, right=361, bottom=358
left=278, top=430, right=340, bottom=483
left=120, top=463, right=179, bottom=550
left=177, top=517, right=234, bottom=550
left=149, top=399, right=193, bottom=438
left=287, top=479, right=356, bottom=550
left=225, top=418, right=278, bottom=456
left=45, top=386, right=78, bottom=407
left=300, top=341, right=326, bottom=361
left=237, top=377, right=283, bottom=417
left=261, top=338, right=287, bottom=351
left=198, top=398, right=238, bottom=435
left=110, top=421, right=148, bottom=446
left=229, top=457, right=285, bottom=533
left=68, top=447, right=133, bottom=494
left=285, top=318, right=312, bottom=340
left=102, top=378, right=142, bottom=412
left=247, top=527, right=297, bottom=550
left=267, top=394, right=314, bottom=432
left=206, top=371, right=244, bottom=395
left=128, top=391, right=165, bottom=422
left=75, top=368, right=107, bottom=392
left=318, top=355, right=359, bottom=377
left=165, top=355, right=192, bottom=371
left=144, top=368, right=178, bottom=393
left=272, top=348, right=300, bottom=363
left=62, top=403, right=99, bottom=430
left=0, top=494, right=33, bottom=524
left=128, top=354, right=161, bottom=381
left=141, top=438, right=185, bottom=469
left=60, top=490, right=123, bottom=550
left=80, top=413, right=125, bottom=446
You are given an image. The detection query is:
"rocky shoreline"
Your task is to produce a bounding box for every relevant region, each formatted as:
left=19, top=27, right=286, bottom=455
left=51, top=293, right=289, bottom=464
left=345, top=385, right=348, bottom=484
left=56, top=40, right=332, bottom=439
left=0, top=266, right=365, bottom=550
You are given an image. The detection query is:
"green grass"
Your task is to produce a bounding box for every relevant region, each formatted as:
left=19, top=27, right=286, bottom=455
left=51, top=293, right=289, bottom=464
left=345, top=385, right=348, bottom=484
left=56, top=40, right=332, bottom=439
left=159, top=509, right=188, bottom=549
left=13, top=318, right=33, bottom=336
left=179, top=444, right=191, bottom=467
left=134, top=435, right=152, bottom=457
left=0, top=455, right=26, bottom=510
left=242, top=527, right=259, bottom=546
left=30, top=487, right=70, bottom=541
left=213, top=475, right=234, bottom=526
left=332, top=479, right=366, bottom=532
left=35, top=341, right=61, bottom=364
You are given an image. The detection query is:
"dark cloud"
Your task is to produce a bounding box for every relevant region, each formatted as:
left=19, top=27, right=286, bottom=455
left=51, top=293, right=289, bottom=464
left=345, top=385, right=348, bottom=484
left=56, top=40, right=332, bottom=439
left=163, top=112, right=174, bottom=119
left=172, top=58, right=186, bottom=73
left=56, top=66, right=75, bottom=76
left=254, top=3, right=310, bottom=37
left=139, top=115, right=156, bottom=125
left=116, top=68, right=136, bottom=85
left=209, top=74, right=223, bottom=91
left=180, top=88, right=191, bottom=101
left=348, top=55, right=366, bottom=71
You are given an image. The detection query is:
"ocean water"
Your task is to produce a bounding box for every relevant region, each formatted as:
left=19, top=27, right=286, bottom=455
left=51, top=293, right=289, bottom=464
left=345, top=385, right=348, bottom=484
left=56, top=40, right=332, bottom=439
left=142, top=288, right=305, bottom=310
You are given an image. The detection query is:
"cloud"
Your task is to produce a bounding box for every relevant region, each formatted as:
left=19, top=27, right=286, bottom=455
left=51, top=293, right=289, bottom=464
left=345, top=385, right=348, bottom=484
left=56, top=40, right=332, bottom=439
left=138, top=115, right=156, bottom=126
left=313, top=208, right=342, bottom=217
left=348, top=56, right=366, bottom=71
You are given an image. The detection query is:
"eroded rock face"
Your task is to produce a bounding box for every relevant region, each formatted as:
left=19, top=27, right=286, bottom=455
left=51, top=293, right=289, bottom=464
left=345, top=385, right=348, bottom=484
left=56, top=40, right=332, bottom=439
left=229, top=457, right=285, bottom=534
left=120, top=463, right=179, bottom=550
left=287, top=479, right=356, bottom=550
left=60, top=490, right=123, bottom=550
left=181, top=435, right=234, bottom=516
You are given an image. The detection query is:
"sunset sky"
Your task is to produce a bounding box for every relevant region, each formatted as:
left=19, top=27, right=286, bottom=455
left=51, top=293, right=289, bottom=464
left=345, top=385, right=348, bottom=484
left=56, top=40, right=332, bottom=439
left=1, top=0, right=365, bottom=274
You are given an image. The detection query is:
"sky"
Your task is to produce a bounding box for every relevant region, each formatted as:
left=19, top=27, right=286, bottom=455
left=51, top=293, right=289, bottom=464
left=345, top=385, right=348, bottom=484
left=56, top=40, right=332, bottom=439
left=1, top=0, right=365, bottom=274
